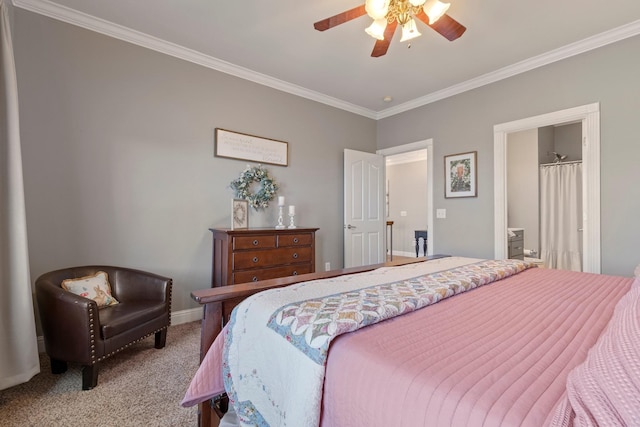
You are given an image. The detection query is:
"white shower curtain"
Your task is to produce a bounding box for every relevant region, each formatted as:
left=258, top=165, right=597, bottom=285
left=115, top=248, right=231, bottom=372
left=540, top=162, right=583, bottom=271
left=0, top=0, right=40, bottom=390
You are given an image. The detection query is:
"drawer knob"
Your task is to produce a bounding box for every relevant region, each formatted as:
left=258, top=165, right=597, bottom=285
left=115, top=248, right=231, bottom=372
left=292, top=271, right=298, bottom=276
left=293, top=238, right=299, bottom=244
left=252, top=256, right=259, bottom=263
left=293, top=253, right=298, bottom=259
left=253, top=240, right=259, bottom=246
left=252, top=276, right=258, bottom=282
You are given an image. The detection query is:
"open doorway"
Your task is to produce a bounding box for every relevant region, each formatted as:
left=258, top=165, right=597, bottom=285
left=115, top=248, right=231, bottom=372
left=378, top=140, right=434, bottom=260
left=494, top=103, right=601, bottom=273
left=386, top=149, right=428, bottom=259
left=507, top=123, right=583, bottom=271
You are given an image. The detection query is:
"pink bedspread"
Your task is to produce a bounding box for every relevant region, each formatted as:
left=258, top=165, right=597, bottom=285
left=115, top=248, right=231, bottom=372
left=320, top=268, right=631, bottom=427
left=184, top=266, right=634, bottom=426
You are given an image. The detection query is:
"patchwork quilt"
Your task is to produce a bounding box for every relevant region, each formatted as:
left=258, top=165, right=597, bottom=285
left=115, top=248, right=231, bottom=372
left=222, top=257, right=534, bottom=426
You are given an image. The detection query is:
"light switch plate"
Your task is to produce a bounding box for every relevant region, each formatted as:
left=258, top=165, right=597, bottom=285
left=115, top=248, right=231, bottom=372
left=436, top=209, right=447, bottom=219
left=400, top=211, right=407, bottom=217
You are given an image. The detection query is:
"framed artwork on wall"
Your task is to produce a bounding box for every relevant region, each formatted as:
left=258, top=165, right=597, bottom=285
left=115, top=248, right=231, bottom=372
left=215, top=128, right=288, bottom=166
left=231, top=199, right=249, bottom=229
left=444, top=151, right=477, bottom=198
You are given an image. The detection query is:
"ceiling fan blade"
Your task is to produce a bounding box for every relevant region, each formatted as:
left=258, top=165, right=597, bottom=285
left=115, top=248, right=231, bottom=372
left=415, top=11, right=466, bottom=41
left=314, top=5, right=367, bottom=31
left=371, top=20, right=398, bottom=57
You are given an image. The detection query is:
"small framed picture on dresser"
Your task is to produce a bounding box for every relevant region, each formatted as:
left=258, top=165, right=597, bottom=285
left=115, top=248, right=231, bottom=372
left=231, top=199, right=249, bottom=229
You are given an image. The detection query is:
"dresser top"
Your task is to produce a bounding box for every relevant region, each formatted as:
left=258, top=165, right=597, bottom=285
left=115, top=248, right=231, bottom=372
left=209, top=227, right=319, bottom=234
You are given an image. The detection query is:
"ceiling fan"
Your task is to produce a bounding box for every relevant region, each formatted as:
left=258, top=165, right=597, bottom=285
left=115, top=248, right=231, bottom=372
left=314, top=0, right=466, bottom=57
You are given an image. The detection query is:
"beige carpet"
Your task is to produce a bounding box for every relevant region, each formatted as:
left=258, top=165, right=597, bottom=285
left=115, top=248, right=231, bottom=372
left=0, top=321, right=202, bottom=427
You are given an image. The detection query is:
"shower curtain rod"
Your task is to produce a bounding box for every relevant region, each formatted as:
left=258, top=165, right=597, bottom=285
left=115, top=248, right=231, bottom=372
left=539, top=160, right=583, bottom=167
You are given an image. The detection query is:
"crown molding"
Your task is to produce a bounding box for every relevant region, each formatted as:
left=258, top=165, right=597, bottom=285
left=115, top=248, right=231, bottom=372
left=11, top=0, right=378, bottom=119
left=13, top=0, right=640, bottom=121
left=376, top=19, right=640, bottom=119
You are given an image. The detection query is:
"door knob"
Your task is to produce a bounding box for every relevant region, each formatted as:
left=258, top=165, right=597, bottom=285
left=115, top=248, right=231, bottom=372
left=345, top=224, right=357, bottom=229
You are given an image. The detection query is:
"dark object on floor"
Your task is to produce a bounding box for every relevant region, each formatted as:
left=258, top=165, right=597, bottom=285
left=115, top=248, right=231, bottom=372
left=35, top=266, right=172, bottom=390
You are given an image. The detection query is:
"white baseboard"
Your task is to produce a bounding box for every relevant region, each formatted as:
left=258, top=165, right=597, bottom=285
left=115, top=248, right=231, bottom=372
left=171, top=307, right=203, bottom=325
left=37, top=307, right=203, bottom=353
left=392, top=250, right=422, bottom=258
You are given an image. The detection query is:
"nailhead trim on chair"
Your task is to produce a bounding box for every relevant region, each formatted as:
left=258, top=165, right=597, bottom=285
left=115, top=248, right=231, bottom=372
left=87, top=280, right=173, bottom=365
left=167, top=281, right=173, bottom=327
left=94, top=325, right=169, bottom=363
left=89, top=305, right=96, bottom=364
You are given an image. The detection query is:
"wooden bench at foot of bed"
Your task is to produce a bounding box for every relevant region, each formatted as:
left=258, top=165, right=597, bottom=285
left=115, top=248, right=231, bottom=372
left=190, top=255, right=449, bottom=427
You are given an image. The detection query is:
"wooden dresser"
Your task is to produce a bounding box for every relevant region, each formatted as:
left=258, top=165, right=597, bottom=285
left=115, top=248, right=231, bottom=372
left=209, top=227, right=319, bottom=288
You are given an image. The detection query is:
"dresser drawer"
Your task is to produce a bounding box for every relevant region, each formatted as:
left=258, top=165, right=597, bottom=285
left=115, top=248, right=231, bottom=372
left=277, top=233, right=313, bottom=247
left=508, top=239, right=524, bottom=259
left=232, top=247, right=313, bottom=270
left=233, top=264, right=313, bottom=284
left=508, top=240, right=523, bottom=252
left=232, top=235, right=276, bottom=250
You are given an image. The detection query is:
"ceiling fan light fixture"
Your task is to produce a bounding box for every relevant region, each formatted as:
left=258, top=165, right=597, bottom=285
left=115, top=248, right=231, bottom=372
left=400, top=18, right=421, bottom=42
left=365, top=0, right=390, bottom=20
left=423, top=0, right=450, bottom=24
left=365, top=18, right=388, bottom=40
left=313, top=0, right=466, bottom=57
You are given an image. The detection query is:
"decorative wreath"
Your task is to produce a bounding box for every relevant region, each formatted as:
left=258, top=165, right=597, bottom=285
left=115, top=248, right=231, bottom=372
left=230, top=165, right=278, bottom=210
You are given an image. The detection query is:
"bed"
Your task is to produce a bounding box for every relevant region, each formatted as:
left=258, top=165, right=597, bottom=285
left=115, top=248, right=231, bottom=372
left=182, top=255, right=639, bottom=427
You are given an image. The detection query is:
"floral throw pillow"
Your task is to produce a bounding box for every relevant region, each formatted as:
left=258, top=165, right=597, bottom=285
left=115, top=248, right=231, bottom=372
left=61, top=271, right=119, bottom=308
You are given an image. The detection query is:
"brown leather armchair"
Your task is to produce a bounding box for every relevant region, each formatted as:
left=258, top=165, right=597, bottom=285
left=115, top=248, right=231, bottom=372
left=35, top=266, right=172, bottom=390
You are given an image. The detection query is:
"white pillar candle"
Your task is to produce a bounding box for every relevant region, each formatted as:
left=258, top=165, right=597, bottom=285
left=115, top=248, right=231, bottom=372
left=278, top=196, right=285, bottom=206
left=289, top=205, right=295, bottom=215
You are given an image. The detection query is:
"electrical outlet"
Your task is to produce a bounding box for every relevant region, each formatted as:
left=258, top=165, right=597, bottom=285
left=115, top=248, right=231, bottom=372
left=325, top=262, right=331, bottom=271
left=400, top=211, right=407, bottom=217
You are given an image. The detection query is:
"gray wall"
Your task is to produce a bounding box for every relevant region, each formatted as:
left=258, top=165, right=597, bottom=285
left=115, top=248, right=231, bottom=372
left=386, top=160, right=428, bottom=255
left=538, top=126, right=555, bottom=164
left=377, top=34, right=640, bottom=276
left=14, top=10, right=376, bottom=312
left=12, top=7, right=640, bottom=322
left=554, top=123, right=582, bottom=161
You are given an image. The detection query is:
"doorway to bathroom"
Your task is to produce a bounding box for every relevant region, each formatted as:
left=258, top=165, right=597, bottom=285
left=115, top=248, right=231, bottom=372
left=493, top=103, right=601, bottom=274
left=506, top=124, right=583, bottom=271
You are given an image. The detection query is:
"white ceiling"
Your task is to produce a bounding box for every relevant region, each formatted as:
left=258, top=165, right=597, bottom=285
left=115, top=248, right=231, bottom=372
left=13, top=0, right=640, bottom=118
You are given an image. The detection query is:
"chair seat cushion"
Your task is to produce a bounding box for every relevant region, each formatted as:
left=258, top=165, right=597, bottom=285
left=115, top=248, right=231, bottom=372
left=98, top=302, right=167, bottom=339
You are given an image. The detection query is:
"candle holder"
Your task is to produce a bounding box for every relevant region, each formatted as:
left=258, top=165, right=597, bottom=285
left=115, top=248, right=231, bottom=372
left=275, top=205, right=285, bottom=229
left=288, top=212, right=296, bottom=229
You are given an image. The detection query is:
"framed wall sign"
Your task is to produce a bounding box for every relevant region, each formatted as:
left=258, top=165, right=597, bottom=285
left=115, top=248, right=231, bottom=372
left=215, top=128, right=288, bottom=166
left=231, top=199, right=249, bottom=229
left=445, top=151, right=477, bottom=198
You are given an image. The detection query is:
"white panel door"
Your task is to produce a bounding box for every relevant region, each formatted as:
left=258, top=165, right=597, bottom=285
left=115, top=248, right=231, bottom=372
left=344, top=149, right=385, bottom=268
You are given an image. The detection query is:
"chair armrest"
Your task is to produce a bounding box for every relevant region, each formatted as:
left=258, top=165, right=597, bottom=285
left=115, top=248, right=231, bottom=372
left=35, top=279, right=100, bottom=364
left=111, top=268, right=172, bottom=304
